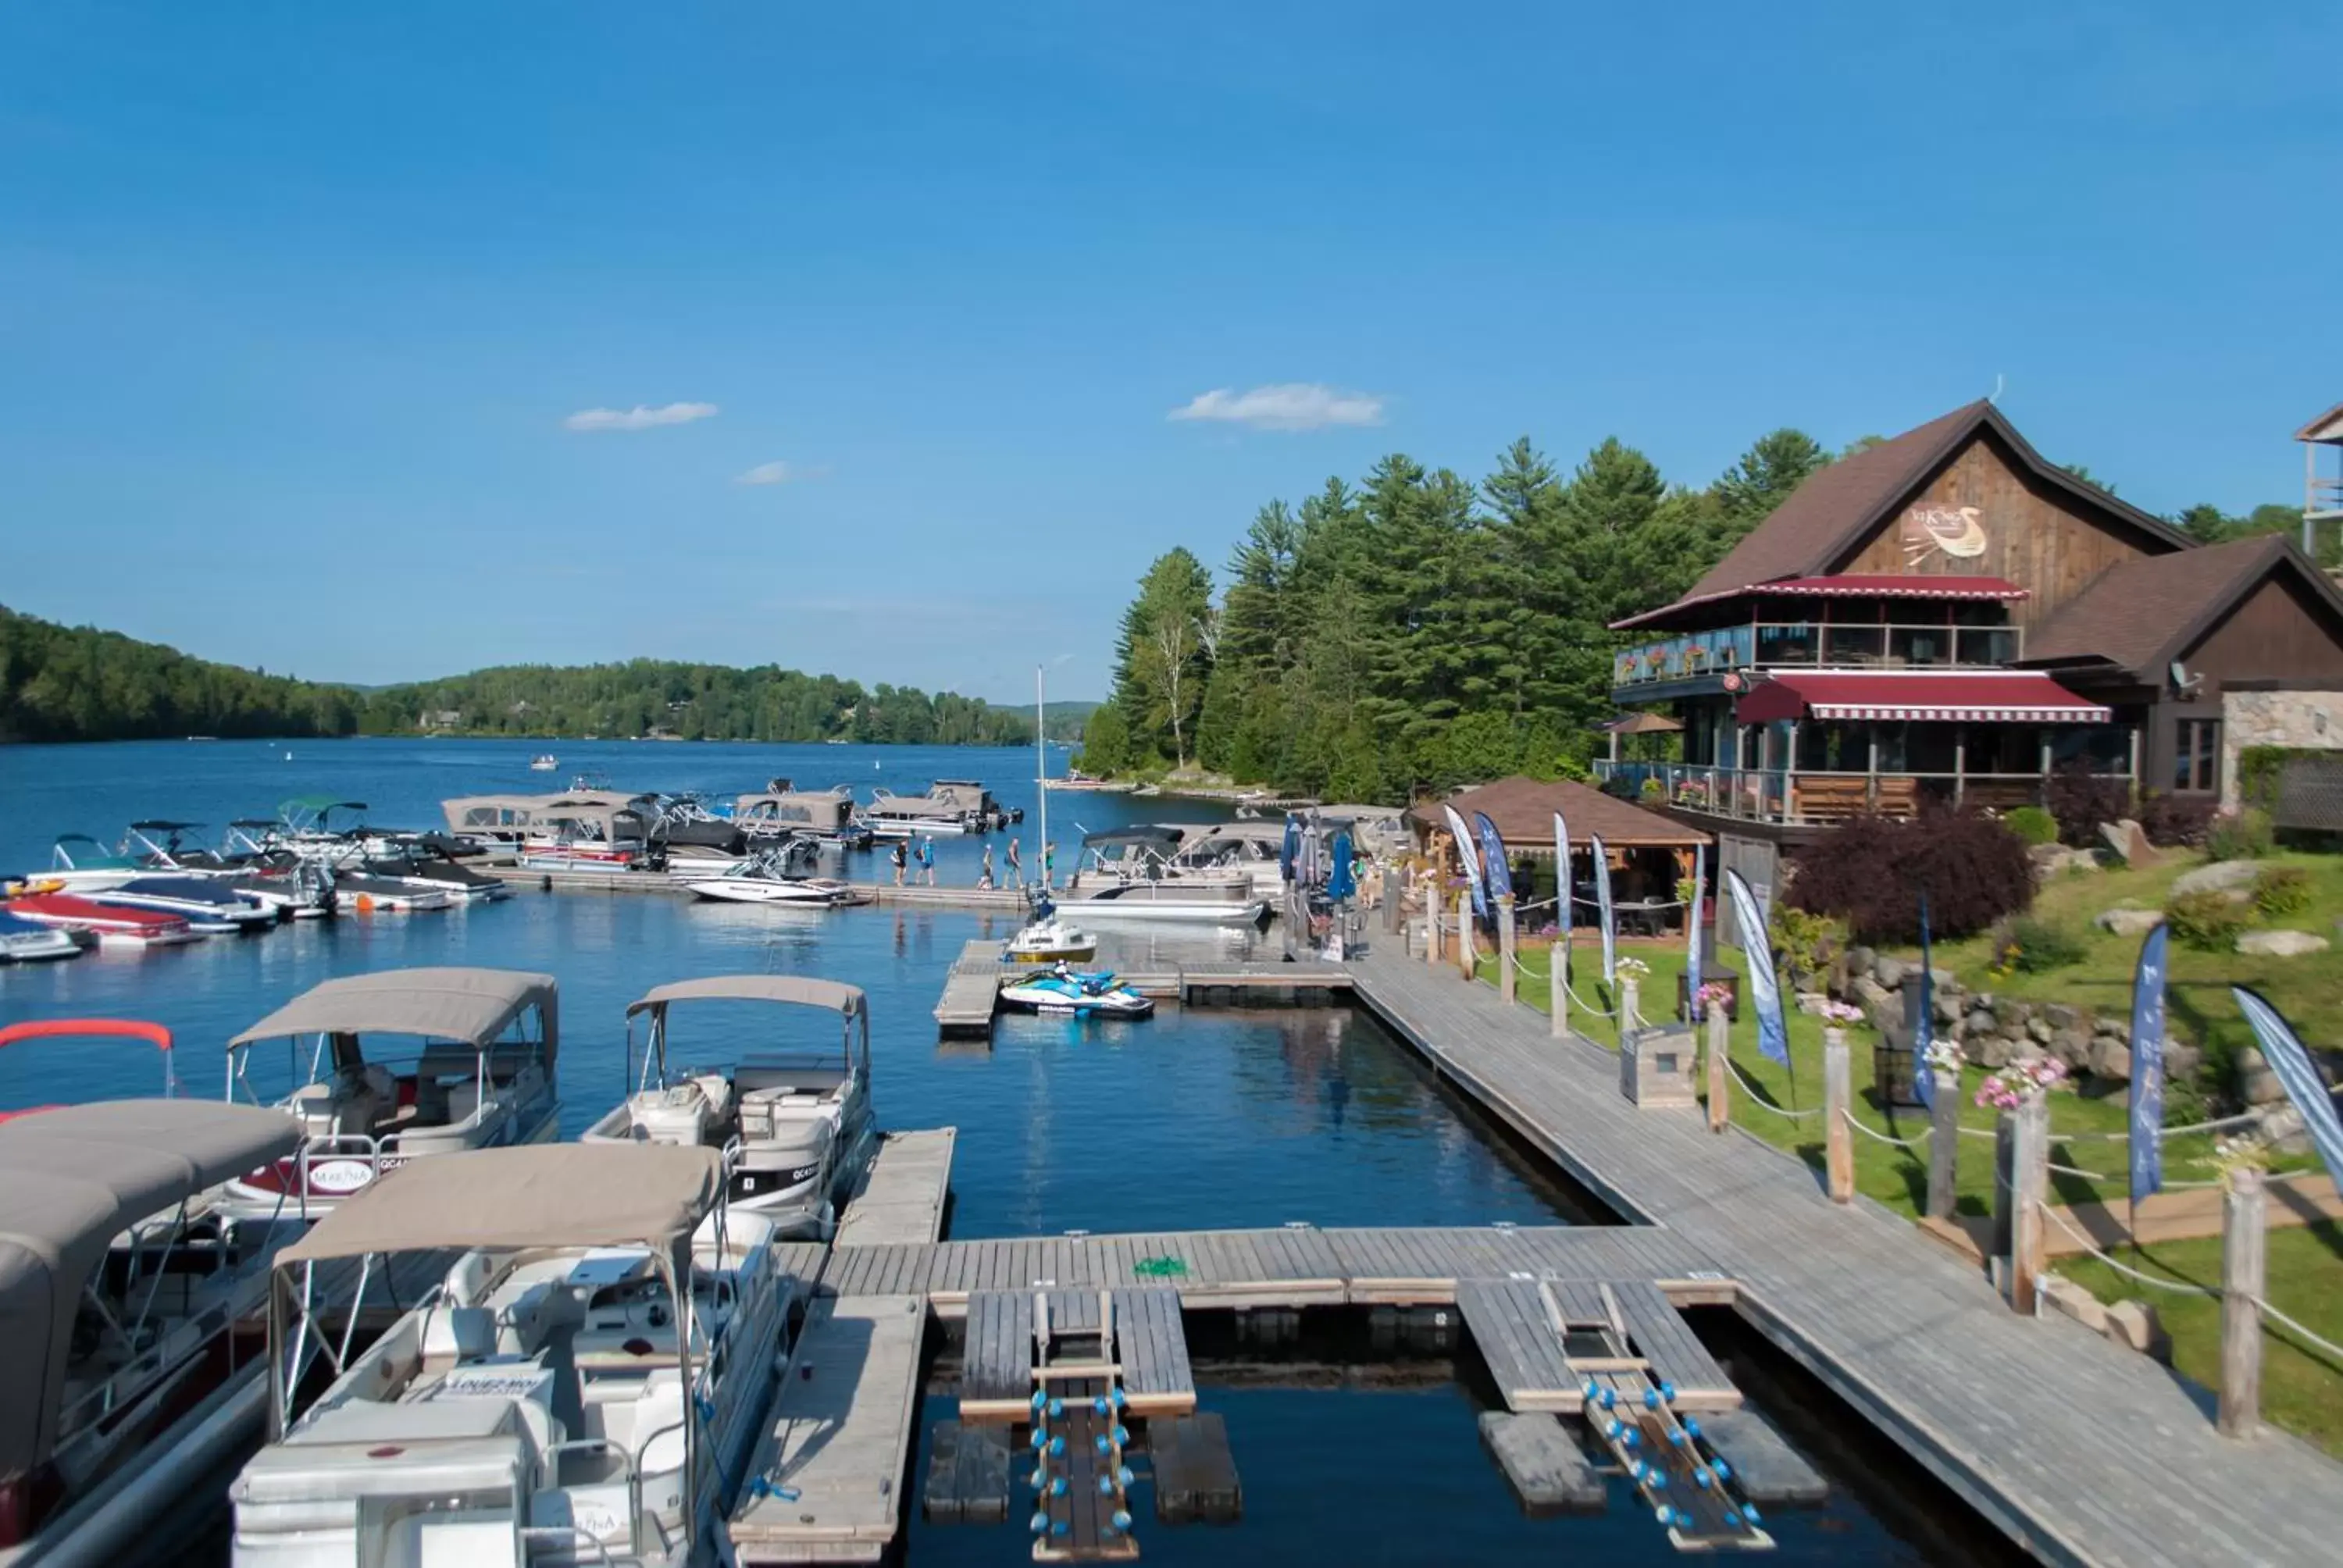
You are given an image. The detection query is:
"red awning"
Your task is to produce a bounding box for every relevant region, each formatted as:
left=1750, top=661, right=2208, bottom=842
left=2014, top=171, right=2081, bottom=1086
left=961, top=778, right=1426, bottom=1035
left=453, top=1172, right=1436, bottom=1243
left=1759, top=575, right=2027, bottom=600
left=1735, top=672, right=2111, bottom=725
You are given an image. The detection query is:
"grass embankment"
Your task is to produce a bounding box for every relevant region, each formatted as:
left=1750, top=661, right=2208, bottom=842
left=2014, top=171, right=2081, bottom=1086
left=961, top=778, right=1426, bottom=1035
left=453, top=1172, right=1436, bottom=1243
left=2055, top=1225, right=2343, bottom=1457
left=1478, top=844, right=2343, bottom=1456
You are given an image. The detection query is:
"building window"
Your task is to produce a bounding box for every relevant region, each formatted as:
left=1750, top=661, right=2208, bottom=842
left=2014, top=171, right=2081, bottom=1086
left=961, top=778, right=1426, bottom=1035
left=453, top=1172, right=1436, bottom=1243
left=2174, top=718, right=2220, bottom=793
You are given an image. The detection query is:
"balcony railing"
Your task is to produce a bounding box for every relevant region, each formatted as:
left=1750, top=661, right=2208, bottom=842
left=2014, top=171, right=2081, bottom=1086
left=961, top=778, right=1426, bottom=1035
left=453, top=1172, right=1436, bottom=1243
left=1613, top=622, right=2022, bottom=688
left=1591, top=761, right=2128, bottom=826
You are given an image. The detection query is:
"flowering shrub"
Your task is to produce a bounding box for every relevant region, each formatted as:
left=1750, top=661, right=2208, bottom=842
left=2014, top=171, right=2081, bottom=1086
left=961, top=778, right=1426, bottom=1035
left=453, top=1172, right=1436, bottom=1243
left=1614, top=955, right=1651, bottom=978
left=1924, top=1038, right=1965, bottom=1078
left=2164, top=888, right=2251, bottom=952
left=1696, top=982, right=1734, bottom=1008
left=1974, top=1057, right=2067, bottom=1110
left=1817, top=1000, right=1864, bottom=1027
left=2199, top=1132, right=2271, bottom=1191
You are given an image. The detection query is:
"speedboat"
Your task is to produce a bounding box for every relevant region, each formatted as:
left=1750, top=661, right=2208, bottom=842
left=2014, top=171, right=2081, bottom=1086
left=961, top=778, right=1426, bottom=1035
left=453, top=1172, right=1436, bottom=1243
left=214, top=968, right=562, bottom=1220
left=1004, top=890, right=1097, bottom=964
left=328, top=868, right=458, bottom=913
left=0, top=908, right=87, bottom=961
left=678, top=845, right=862, bottom=908
left=530, top=752, right=560, bottom=770
left=1052, top=827, right=1273, bottom=924
left=1, top=891, right=201, bottom=948
left=358, top=838, right=512, bottom=902
left=582, top=976, right=878, bottom=1236
left=37, top=833, right=145, bottom=892
left=0, top=1089, right=306, bottom=1568
left=998, top=964, right=1156, bottom=1018
left=229, top=1143, right=789, bottom=1568
left=84, top=875, right=279, bottom=934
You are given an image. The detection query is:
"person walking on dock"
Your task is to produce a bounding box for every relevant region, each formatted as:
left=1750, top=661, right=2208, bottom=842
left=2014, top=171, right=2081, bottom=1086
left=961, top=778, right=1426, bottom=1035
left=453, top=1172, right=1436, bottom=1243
left=917, top=835, right=936, bottom=886
left=978, top=843, right=995, bottom=889
left=1005, top=836, right=1022, bottom=886
left=890, top=839, right=907, bottom=886
left=1043, top=840, right=1056, bottom=889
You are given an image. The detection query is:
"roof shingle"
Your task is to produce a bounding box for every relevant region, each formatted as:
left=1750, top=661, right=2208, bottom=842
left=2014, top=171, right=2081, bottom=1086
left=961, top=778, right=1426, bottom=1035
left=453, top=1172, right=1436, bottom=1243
left=2019, top=534, right=2343, bottom=678
left=1410, top=775, right=1709, bottom=850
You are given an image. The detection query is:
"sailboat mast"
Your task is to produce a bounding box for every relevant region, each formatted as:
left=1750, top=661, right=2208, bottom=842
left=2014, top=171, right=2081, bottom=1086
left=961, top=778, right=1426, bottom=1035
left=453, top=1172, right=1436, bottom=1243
left=1034, top=664, right=1047, bottom=889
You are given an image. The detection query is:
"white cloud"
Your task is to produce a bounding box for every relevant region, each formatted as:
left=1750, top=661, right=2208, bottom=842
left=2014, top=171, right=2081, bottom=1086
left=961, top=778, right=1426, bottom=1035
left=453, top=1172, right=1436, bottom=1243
left=735, top=461, right=829, bottom=486
left=563, top=401, right=719, bottom=432
left=1168, top=382, right=1385, bottom=431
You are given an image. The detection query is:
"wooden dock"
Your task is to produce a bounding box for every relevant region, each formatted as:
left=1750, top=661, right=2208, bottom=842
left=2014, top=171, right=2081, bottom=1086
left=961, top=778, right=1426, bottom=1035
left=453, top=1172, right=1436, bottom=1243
left=729, top=1293, right=929, bottom=1566
left=959, top=1287, right=1196, bottom=1421
left=1346, top=946, right=2342, bottom=1568
left=817, top=1224, right=1728, bottom=1314
left=934, top=939, right=1005, bottom=1033
left=833, top=1128, right=956, bottom=1249
left=1456, top=1277, right=1739, bottom=1413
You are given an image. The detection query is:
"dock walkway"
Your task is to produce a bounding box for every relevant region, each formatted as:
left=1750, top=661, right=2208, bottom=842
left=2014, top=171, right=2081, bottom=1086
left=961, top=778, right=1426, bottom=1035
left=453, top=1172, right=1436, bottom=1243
left=833, top=1128, right=956, bottom=1249
left=933, top=940, right=1004, bottom=1033
left=1346, top=946, right=2342, bottom=1568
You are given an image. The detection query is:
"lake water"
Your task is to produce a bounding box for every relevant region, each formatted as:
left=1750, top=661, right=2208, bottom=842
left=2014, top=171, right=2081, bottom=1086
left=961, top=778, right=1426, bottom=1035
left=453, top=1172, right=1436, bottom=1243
left=0, top=739, right=1986, bottom=1564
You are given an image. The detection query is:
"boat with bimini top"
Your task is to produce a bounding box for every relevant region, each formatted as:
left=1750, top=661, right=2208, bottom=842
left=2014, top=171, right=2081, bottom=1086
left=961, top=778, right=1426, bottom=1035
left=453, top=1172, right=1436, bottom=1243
left=228, top=1142, right=789, bottom=1568
left=581, top=977, right=878, bottom=1238
left=215, top=969, right=562, bottom=1221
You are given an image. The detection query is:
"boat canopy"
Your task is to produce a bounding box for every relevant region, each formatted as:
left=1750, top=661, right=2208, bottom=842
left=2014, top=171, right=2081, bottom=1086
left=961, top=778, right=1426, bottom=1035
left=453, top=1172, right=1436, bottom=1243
left=275, top=1142, right=721, bottom=1274
left=1082, top=825, right=1183, bottom=851
left=127, top=819, right=204, bottom=832
left=0, top=1019, right=177, bottom=1093
left=230, top=968, right=559, bottom=1067
left=280, top=796, right=366, bottom=815
left=626, top=975, right=867, bottom=1019
left=0, top=1101, right=302, bottom=1476
left=733, top=791, right=854, bottom=830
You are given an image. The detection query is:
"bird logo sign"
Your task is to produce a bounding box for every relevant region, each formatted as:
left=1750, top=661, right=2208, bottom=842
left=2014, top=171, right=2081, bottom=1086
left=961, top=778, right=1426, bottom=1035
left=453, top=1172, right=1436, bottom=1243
left=1900, top=504, right=1988, bottom=565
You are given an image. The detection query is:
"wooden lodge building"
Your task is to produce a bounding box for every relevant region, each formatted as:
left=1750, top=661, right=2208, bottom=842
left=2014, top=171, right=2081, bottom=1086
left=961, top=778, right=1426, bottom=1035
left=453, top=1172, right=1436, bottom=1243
left=1597, top=399, right=2343, bottom=894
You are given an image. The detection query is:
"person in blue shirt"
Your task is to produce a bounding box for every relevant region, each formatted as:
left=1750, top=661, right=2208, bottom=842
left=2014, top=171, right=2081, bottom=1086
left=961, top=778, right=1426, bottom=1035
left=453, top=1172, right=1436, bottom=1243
left=917, top=836, right=936, bottom=886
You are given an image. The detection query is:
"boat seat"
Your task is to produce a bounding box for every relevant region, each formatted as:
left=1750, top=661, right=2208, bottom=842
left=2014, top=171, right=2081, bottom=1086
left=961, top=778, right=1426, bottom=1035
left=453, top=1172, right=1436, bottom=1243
left=629, top=1084, right=715, bottom=1146
left=419, top=1305, right=498, bottom=1375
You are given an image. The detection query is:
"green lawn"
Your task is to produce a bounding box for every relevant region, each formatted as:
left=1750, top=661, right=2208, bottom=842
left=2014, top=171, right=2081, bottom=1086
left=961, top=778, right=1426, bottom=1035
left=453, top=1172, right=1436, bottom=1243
left=1478, top=936, right=2271, bottom=1219
left=2053, top=1224, right=2343, bottom=1459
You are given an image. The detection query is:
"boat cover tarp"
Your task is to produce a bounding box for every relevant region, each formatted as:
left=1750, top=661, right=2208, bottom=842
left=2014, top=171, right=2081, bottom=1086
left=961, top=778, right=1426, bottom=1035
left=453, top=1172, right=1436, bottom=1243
left=1082, top=825, right=1183, bottom=850
left=0, top=1100, right=301, bottom=1475
left=626, top=975, right=866, bottom=1017
left=229, top=968, right=558, bottom=1067
left=276, top=1144, right=721, bottom=1272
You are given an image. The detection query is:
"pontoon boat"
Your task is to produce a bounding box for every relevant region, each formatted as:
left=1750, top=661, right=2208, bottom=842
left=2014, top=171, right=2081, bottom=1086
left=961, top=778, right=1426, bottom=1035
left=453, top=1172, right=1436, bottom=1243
left=216, top=969, right=562, bottom=1220
left=229, top=1143, right=788, bottom=1568
left=581, top=977, right=877, bottom=1237
left=1052, top=827, right=1273, bottom=924
left=0, top=1048, right=303, bottom=1568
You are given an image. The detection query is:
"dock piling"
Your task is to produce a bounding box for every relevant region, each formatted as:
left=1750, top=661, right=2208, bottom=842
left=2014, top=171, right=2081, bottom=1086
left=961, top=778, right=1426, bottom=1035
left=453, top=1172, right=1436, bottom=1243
left=1821, top=1028, right=1853, bottom=1203
left=1550, top=939, right=1566, bottom=1039
left=2219, top=1167, right=2266, bottom=1437
left=1497, top=895, right=1517, bottom=1005
left=1924, top=1071, right=1960, bottom=1221
left=1455, top=891, right=1475, bottom=980
left=1705, top=1007, right=1728, bottom=1135
left=1999, top=1098, right=2049, bottom=1313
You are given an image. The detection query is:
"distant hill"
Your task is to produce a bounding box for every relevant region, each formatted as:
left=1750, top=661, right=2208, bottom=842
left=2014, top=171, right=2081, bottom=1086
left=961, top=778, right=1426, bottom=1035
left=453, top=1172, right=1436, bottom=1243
left=1041, top=699, right=1099, bottom=742
left=0, top=605, right=1040, bottom=747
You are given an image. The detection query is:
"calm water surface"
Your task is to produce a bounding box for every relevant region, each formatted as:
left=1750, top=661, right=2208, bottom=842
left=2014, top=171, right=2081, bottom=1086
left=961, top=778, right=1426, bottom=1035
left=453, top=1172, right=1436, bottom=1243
left=0, top=739, right=1979, bottom=1563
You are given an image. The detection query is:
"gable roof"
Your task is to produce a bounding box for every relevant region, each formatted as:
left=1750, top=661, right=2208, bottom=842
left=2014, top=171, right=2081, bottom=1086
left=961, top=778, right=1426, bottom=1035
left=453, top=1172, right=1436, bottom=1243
left=2295, top=401, right=2343, bottom=444
left=1675, top=401, right=2193, bottom=606
left=1408, top=775, right=1708, bottom=850
left=2018, top=533, right=2343, bottom=679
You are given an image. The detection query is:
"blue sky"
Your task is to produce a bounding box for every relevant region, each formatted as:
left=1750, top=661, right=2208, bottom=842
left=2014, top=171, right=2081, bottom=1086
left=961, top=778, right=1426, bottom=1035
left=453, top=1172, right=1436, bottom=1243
left=2, top=3, right=2335, bottom=702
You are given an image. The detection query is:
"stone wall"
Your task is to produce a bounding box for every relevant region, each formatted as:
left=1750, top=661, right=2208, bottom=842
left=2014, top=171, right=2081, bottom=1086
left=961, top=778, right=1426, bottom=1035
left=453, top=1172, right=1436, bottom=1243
left=2220, top=688, right=2343, bottom=808
left=1830, top=946, right=2203, bottom=1089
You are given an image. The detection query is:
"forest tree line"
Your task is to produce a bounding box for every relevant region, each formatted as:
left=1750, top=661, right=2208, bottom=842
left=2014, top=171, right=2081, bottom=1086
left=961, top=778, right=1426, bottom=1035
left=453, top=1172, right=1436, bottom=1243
left=1079, top=428, right=2316, bottom=804
left=0, top=606, right=1052, bottom=746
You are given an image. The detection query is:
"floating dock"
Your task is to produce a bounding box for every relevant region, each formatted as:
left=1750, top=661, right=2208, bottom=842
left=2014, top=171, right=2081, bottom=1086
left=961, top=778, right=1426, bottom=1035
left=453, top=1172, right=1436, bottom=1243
left=936, top=950, right=1354, bottom=1039
left=935, top=939, right=1008, bottom=1034
left=729, top=1293, right=929, bottom=1566
left=833, top=1128, right=957, bottom=1249
left=960, top=1287, right=1195, bottom=1421
left=1457, top=1277, right=1739, bottom=1413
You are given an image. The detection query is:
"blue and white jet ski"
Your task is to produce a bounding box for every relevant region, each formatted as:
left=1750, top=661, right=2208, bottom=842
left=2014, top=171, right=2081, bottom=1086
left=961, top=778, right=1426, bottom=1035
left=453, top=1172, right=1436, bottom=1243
left=998, top=963, right=1155, bottom=1018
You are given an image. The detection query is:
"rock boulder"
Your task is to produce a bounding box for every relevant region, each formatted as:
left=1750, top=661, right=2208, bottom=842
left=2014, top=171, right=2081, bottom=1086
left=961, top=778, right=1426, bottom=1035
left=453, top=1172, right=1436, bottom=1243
left=2236, top=929, right=2331, bottom=958
left=2094, top=907, right=2163, bottom=936
left=2170, top=860, right=2261, bottom=897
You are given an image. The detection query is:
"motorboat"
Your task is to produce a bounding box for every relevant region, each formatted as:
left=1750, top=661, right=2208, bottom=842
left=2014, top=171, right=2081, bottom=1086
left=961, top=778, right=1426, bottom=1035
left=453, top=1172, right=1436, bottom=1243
left=197, top=825, right=341, bottom=918
left=0, top=892, right=201, bottom=948
left=37, top=833, right=144, bottom=893
left=930, top=779, right=1018, bottom=829
left=521, top=796, right=655, bottom=869
left=327, top=868, right=458, bottom=913
left=998, top=964, right=1156, bottom=1019
left=270, top=796, right=376, bottom=863
left=582, top=976, right=878, bottom=1236
left=1004, top=890, right=1097, bottom=964
left=862, top=786, right=977, bottom=837
left=678, top=844, right=862, bottom=908
left=0, top=1089, right=307, bottom=1568
left=1053, top=827, right=1273, bottom=924
left=0, top=909, right=87, bottom=962
left=215, top=968, right=562, bottom=1220
left=358, top=837, right=512, bottom=902
left=229, top=1143, right=788, bottom=1568
left=84, top=875, right=279, bottom=934
left=731, top=786, right=873, bottom=850
left=530, top=753, right=560, bottom=771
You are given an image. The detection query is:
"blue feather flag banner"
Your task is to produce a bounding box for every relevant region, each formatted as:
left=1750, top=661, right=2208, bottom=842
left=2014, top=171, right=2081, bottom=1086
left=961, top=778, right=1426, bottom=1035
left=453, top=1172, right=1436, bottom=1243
left=1685, top=844, right=1706, bottom=1022
left=1590, top=832, right=1617, bottom=985
left=2127, top=923, right=2169, bottom=1206
left=1726, top=868, right=1789, bottom=1066
left=1474, top=812, right=1512, bottom=903
left=2231, top=987, right=2343, bottom=1189
left=1913, top=889, right=1935, bottom=1110
left=1441, top=804, right=1486, bottom=919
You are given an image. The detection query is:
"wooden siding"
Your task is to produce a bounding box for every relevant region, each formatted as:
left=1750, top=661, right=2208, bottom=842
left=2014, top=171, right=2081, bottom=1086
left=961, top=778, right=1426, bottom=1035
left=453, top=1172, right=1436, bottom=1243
left=1833, top=433, right=2170, bottom=631
left=2182, top=574, right=2343, bottom=688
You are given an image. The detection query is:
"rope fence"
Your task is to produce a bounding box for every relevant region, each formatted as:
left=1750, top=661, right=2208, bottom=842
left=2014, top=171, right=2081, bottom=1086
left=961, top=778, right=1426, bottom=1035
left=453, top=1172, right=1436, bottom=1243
left=1838, top=1110, right=1931, bottom=1149
left=2252, top=1296, right=2343, bottom=1370
left=1723, top=1057, right=1824, bottom=1120
left=2037, top=1203, right=2219, bottom=1297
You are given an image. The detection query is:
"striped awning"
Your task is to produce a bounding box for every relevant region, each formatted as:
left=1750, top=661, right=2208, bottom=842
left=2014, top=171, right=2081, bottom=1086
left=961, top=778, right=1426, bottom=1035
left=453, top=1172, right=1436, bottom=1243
left=1736, top=672, right=2112, bottom=725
